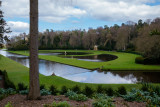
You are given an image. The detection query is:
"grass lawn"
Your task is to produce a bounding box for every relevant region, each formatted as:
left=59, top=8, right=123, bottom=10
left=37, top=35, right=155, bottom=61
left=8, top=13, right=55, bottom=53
left=0, top=54, right=141, bottom=90
left=8, top=50, right=160, bottom=71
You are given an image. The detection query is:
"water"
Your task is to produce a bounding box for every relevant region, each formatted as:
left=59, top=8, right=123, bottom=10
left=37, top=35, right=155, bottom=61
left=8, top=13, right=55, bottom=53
left=0, top=50, right=160, bottom=84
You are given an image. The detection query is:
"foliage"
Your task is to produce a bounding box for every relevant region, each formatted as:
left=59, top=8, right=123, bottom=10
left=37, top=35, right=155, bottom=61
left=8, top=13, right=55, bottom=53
left=82, top=86, right=94, bottom=97
left=116, top=86, right=127, bottom=96
left=44, top=101, right=70, bottom=107
left=104, top=87, right=114, bottom=96
left=60, top=86, right=68, bottom=95
left=5, top=102, right=13, bottom=107
left=49, top=85, right=58, bottom=95
left=0, top=88, right=16, bottom=100
left=40, top=84, right=46, bottom=90
left=122, top=88, right=160, bottom=106
left=92, top=98, right=115, bottom=107
left=93, top=93, right=111, bottom=99
left=19, top=90, right=28, bottom=95
left=72, top=85, right=81, bottom=94
left=17, top=83, right=28, bottom=91
left=96, top=85, right=104, bottom=93
left=135, top=57, right=145, bottom=64
left=2, top=70, right=16, bottom=89
left=65, top=90, right=88, bottom=101
left=40, top=89, right=51, bottom=96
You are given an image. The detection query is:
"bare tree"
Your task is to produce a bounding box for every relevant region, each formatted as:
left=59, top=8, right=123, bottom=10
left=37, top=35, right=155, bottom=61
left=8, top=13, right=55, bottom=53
left=28, top=0, right=40, bottom=100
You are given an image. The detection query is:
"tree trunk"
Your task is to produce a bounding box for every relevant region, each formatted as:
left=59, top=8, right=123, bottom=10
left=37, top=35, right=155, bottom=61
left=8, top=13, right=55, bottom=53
left=28, top=0, right=40, bottom=100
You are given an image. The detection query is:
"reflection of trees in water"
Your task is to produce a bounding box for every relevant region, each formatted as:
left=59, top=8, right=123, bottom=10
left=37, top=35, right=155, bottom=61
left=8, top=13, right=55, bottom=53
left=44, top=60, right=56, bottom=74
left=110, top=72, right=160, bottom=83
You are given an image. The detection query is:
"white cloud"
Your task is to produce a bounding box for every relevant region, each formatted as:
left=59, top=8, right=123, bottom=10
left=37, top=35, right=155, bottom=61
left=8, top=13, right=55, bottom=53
left=2, top=0, right=160, bottom=23
left=7, top=21, right=29, bottom=35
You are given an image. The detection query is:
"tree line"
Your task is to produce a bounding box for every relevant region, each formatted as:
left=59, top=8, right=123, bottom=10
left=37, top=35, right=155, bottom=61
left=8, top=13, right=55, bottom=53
left=7, top=18, right=160, bottom=60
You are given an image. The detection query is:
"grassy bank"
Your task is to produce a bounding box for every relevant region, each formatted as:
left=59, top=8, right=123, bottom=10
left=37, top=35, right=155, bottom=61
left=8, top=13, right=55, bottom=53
left=8, top=50, right=160, bottom=71
left=0, top=54, right=141, bottom=90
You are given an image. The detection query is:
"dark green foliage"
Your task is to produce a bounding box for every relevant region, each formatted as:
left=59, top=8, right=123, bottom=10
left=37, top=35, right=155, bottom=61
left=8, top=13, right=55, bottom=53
left=135, top=57, right=145, bottom=64
left=40, top=89, right=51, bottom=96
left=141, top=83, right=150, bottom=92
left=93, top=93, right=110, bottom=99
left=40, top=84, right=46, bottom=90
left=2, top=70, right=15, bottom=89
left=122, top=88, right=160, bottom=106
left=17, top=83, right=27, bottom=91
left=117, top=86, right=127, bottom=96
left=72, top=85, right=81, bottom=94
left=0, top=88, right=16, bottom=100
left=44, top=101, right=70, bottom=107
left=150, top=29, right=160, bottom=36
left=60, top=86, right=68, bottom=95
left=96, top=85, right=104, bottom=93
left=65, top=90, right=76, bottom=97
left=82, top=86, right=94, bottom=97
left=49, top=85, right=58, bottom=95
left=19, top=90, right=28, bottom=95
left=105, top=87, right=114, bottom=96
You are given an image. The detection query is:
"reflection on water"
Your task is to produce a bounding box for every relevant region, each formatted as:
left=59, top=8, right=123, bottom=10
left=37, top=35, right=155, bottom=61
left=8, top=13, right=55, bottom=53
left=62, top=54, right=118, bottom=62
left=0, top=50, right=160, bottom=84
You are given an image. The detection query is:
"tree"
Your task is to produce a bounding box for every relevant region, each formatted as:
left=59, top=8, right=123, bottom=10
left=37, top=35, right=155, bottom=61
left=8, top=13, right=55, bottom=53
left=0, top=1, right=11, bottom=45
left=28, top=0, right=40, bottom=100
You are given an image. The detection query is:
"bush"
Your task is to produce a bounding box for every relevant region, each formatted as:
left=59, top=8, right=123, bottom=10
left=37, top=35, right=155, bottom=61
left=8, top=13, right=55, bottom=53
left=135, top=57, right=145, bottom=64
left=17, top=83, right=27, bottom=91
left=117, top=86, right=127, bottom=96
left=93, top=93, right=110, bottom=99
left=40, top=84, right=46, bottom=90
left=65, top=90, right=88, bottom=101
left=105, top=87, right=114, bottom=96
left=92, top=98, right=114, bottom=107
left=69, top=94, right=88, bottom=101
left=72, top=85, right=81, bottom=94
left=44, top=101, right=70, bottom=107
left=49, top=85, right=58, bottom=95
left=82, top=86, right=94, bottom=97
left=2, top=70, right=15, bottom=89
left=40, top=89, right=51, bottom=96
left=96, top=85, right=104, bottom=93
left=0, top=88, right=16, bottom=100
left=19, top=90, right=28, bottom=95
left=60, top=86, right=68, bottom=95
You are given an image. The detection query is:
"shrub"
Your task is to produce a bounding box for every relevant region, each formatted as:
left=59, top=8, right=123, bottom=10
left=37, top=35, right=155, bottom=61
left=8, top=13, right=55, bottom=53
left=96, top=85, right=104, bottom=93
left=49, top=85, right=58, bottom=95
left=93, top=93, right=110, bottom=99
left=19, top=90, right=28, bottom=95
left=117, top=86, right=127, bottom=96
left=40, top=89, right=51, bottom=96
left=40, top=84, right=46, bottom=90
left=2, top=70, right=15, bottom=89
left=69, top=94, right=88, bottom=101
left=72, top=85, right=81, bottom=94
left=60, top=86, right=68, bottom=95
left=17, top=83, right=27, bottom=91
left=44, top=101, right=70, bottom=107
left=92, top=98, right=114, bottom=107
left=135, top=57, right=145, bottom=64
left=141, top=83, right=151, bottom=92
left=105, top=87, right=114, bottom=96
left=82, top=86, right=94, bottom=97
left=0, top=88, right=16, bottom=100
left=65, top=90, right=76, bottom=97
left=65, top=90, right=88, bottom=101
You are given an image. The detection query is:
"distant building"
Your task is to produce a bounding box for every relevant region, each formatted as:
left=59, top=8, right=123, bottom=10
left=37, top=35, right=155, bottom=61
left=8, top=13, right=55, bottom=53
left=94, top=45, right=98, bottom=51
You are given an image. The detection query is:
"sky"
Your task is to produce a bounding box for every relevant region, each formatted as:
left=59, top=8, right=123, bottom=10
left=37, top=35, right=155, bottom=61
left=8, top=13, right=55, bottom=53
left=1, top=0, right=160, bottom=36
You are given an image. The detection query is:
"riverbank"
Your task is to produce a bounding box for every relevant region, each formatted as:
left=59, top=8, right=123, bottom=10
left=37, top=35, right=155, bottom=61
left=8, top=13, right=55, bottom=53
left=8, top=50, right=160, bottom=71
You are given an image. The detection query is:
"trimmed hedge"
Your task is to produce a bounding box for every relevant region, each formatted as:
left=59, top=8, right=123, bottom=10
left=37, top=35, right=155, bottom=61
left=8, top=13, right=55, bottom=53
left=135, top=57, right=160, bottom=65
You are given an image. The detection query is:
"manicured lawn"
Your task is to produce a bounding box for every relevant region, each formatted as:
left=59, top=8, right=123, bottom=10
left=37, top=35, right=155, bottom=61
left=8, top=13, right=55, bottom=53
left=0, top=54, right=141, bottom=90
left=8, top=50, right=160, bottom=71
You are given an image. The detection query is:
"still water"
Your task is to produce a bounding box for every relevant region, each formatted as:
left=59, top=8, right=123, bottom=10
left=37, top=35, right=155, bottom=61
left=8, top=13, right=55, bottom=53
left=0, top=50, right=160, bottom=84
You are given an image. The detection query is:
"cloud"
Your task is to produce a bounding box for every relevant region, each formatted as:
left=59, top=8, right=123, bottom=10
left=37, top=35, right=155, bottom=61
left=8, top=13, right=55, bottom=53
left=2, top=0, right=160, bottom=23
left=7, top=21, right=29, bottom=35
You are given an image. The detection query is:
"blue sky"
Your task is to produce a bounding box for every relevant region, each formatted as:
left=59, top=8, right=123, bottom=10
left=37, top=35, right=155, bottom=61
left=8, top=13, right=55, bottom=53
left=2, top=0, right=160, bottom=36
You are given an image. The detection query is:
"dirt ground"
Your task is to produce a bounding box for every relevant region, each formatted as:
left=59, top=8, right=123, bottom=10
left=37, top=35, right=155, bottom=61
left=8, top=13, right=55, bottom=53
left=0, top=94, right=146, bottom=107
